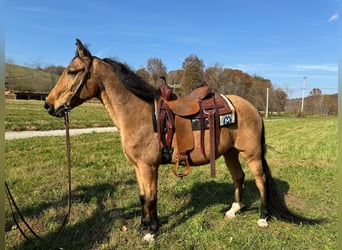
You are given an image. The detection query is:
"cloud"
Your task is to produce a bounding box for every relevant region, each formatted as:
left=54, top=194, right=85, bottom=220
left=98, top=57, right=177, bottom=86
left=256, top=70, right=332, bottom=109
left=233, top=63, right=273, bottom=72
left=293, top=64, right=338, bottom=72
left=94, top=43, right=118, bottom=58
left=328, top=13, right=339, bottom=22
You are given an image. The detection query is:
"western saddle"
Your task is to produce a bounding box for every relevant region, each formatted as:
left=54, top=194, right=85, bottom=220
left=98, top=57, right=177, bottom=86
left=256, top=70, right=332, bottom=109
left=156, top=78, right=235, bottom=178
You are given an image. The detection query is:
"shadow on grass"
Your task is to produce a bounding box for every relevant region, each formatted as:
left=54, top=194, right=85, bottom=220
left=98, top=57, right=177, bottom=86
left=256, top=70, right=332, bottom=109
left=7, top=178, right=291, bottom=249
left=158, top=178, right=290, bottom=231
left=6, top=180, right=139, bottom=249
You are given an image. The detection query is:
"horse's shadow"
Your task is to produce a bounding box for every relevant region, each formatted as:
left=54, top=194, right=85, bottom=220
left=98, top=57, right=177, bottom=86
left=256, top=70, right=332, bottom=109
left=7, top=177, right=290, bottom=249
left=158, top=178, right=290, bottom=232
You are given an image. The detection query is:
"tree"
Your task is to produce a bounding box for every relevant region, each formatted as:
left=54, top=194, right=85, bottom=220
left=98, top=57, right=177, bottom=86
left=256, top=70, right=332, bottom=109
left=146, top=58, right=167, bottom=85
left=322, top=94, right=338, bottom=116
left=223, top=68, right=253, bottom=100
left=43, top=65, right=65, bottom=76
left=270, top=88, right=288, bottom=113
left=307, top=88, right=323, bottom=115
left=29, top=59, right=43, bottom=70
left=43, top=65, right=65, bottom=89
left=204, top=63, right=229, bottom=93
left=5, top=58, right=16, bottom=91
left=182, top=54, right=205, bottom=94
left=310, top=88, right=322, bottom=97
left=136, top=67, right=150, bottom=83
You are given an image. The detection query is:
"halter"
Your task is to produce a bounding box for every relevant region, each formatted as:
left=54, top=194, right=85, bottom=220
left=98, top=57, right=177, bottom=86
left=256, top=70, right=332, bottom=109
left=65, top=56, right=94, bottom=109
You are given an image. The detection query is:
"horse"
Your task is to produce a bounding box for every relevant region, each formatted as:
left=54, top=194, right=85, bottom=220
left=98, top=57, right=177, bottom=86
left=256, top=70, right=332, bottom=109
left=44, top=39, right=318, bottom=241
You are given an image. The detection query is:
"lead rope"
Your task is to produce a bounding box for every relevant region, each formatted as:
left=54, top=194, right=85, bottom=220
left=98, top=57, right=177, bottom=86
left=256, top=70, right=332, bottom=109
left=5, top=107, right=73, bottom=245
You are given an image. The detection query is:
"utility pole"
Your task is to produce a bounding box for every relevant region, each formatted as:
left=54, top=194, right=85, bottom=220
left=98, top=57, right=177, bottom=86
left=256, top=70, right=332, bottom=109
left=301, top=76, right=307, bottom=113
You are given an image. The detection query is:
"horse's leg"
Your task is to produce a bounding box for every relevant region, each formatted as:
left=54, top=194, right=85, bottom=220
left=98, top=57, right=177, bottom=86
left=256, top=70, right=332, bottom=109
left=239, top=152, right=269, bottom=228
left=224, top=149, right=245, bottom=218
left=134, top=164, right=159, bottom=240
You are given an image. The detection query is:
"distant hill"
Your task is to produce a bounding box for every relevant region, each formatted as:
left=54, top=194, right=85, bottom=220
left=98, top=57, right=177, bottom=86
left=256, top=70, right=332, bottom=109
left=5, top=63, right=60, bottom=92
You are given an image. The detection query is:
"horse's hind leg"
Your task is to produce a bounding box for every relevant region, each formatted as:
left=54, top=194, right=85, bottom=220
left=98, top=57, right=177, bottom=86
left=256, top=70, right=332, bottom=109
left=240, top=152, right=269, bottom=228
left=224, top=149, right=245, bottom=218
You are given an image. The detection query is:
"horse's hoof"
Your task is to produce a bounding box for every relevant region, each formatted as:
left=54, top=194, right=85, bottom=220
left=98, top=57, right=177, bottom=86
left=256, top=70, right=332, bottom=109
left=225, top=202, right=244, bottom=219
left=225, top=211, right=236, bottom=219
left=257, top=218, right=269, bottom=228
left=143, top=233, right=156, bottom=242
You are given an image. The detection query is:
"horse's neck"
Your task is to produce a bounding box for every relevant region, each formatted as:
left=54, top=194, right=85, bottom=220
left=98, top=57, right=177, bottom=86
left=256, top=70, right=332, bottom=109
left=98, top=80, right=152, bottom=133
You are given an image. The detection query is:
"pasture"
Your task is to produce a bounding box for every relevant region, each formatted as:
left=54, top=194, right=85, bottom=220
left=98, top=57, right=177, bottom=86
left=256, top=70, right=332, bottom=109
left=5, top=100, right=337, bottom=249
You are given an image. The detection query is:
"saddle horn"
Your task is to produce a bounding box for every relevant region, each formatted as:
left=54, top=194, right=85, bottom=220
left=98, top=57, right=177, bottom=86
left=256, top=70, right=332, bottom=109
left=159, top=77, right=175, bottom=101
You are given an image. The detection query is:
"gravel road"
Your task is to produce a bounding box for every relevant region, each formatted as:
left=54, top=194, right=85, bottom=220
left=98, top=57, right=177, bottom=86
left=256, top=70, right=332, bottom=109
left=5, top=127, right=118, bottom=140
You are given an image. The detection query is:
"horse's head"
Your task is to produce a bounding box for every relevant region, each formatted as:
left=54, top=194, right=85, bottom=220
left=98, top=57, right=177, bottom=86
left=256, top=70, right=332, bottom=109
left=44, top=39, right=99, bottom=117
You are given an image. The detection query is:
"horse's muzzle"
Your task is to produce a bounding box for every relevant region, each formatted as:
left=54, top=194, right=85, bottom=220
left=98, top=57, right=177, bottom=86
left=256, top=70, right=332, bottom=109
left=44, top=102, right=64, bottom=117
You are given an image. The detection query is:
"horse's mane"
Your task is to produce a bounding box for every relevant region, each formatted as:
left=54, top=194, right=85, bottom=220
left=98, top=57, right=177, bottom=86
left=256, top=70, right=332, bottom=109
left=103, top=58, right=160, bottom=103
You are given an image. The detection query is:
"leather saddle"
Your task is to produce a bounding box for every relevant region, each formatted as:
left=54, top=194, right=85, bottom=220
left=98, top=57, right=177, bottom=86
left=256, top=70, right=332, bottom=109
left=156, top=78, right=234, bottom=178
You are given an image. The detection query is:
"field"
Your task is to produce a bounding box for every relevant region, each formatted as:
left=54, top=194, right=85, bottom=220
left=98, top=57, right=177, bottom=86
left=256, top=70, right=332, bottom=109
left=5, top=100, right=338, bottom=249
left=5, top=63, right=59, bottom=92
left=5, top=99, right=113, bottom=131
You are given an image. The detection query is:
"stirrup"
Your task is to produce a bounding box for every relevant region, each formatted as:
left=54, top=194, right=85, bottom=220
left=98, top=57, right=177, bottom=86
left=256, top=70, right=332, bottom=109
left=173, top=153, right=190, bottom=178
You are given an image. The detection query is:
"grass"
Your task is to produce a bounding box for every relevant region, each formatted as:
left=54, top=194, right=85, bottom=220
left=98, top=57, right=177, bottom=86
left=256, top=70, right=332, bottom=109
left=5, top=99, right=113, bottom=131
left=5, top=100, right=338, bottom=249
left=6, top=63, right=58, bottom=92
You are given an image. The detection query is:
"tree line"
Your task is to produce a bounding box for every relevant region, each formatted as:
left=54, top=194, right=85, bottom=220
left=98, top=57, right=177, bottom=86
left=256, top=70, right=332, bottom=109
left=136, top=55, right=287, bottom=112
left=305, top=89, right=337, bottom=116
left=134, top=55, right=337, bottom=115
left=6, top=55, right=337, bottom=115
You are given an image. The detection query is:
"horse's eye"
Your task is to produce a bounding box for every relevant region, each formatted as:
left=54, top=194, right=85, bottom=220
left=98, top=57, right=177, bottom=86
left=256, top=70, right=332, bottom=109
left=67, top=70, right=78, bottom=76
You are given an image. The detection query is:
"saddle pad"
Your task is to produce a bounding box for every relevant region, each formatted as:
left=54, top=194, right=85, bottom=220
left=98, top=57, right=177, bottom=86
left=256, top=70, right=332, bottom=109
left=191, top=95, right=235, bottom=130
left=219, top=95, right=235, bottom=124
left=191, top=113, right=235, bottom=130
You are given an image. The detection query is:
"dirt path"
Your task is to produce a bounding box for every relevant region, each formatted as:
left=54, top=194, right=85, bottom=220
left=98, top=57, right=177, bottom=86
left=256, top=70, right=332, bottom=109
left=5, top=127, right=118, bottom=140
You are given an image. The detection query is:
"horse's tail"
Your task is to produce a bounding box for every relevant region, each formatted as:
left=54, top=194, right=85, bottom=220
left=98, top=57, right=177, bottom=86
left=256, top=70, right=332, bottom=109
left=260, top=120, right=322, bottom=225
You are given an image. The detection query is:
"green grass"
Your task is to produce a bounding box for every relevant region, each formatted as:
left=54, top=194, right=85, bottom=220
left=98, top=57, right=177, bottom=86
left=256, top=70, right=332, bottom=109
left=6, top=63, right=58, bottom=92
left=5, top=99, right=113, bottom=131
left=5, top=101, right=338, bottom=249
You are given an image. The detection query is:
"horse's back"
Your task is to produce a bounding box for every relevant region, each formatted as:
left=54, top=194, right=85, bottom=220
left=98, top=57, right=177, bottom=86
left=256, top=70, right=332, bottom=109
left=226, top=95, right=260, bottom=117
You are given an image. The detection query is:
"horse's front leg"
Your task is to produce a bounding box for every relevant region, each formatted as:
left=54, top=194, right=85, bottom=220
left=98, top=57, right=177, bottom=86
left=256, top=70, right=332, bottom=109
left=134, top=164, right=159, bottom=241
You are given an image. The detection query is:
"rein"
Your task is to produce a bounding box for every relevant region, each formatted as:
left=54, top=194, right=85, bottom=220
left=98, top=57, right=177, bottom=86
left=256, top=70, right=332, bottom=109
left=5, top=53, right=93, bottom=244
left=5, top=108, right=73, bottom=244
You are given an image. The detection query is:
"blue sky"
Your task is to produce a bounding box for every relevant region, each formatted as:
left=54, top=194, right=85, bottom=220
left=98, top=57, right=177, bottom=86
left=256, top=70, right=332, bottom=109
left=5, top=0, right=339, bottom=98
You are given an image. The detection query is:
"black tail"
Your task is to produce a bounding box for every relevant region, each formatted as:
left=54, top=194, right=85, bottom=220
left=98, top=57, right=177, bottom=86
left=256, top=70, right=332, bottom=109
left=260, top=120, right=323, bottom=225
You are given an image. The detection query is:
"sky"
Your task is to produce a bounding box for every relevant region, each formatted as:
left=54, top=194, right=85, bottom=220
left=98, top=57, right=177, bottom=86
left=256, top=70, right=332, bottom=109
left=5, top=0, right=339, bottom=98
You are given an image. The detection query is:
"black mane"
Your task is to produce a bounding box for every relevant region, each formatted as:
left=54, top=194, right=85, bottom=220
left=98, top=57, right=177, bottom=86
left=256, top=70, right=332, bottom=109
left=103, top=58, right=160, bottom=103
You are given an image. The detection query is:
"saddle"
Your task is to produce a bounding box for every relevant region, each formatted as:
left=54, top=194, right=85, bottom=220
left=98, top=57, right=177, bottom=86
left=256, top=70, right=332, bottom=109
left=156, top=78, right=235, bottom=178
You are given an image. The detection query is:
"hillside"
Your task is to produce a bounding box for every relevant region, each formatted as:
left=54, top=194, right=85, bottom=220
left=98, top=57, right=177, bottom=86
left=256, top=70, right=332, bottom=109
left=5, top=63, right=60, bottom=92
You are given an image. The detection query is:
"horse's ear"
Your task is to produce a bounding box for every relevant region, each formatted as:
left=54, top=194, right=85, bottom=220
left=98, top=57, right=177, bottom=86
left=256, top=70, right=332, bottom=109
left=75, top=38, right=92, bottom=58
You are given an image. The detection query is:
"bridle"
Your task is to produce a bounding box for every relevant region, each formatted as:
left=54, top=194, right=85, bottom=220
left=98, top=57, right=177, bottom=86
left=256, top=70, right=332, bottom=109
left=5, top=56, right=93, bottom=245
left=65, top=56, right=94, bottom=109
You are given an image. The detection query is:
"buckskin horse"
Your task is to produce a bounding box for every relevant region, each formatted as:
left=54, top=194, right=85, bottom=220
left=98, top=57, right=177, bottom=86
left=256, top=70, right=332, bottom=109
left=44, top=39, right=318, bottom=241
